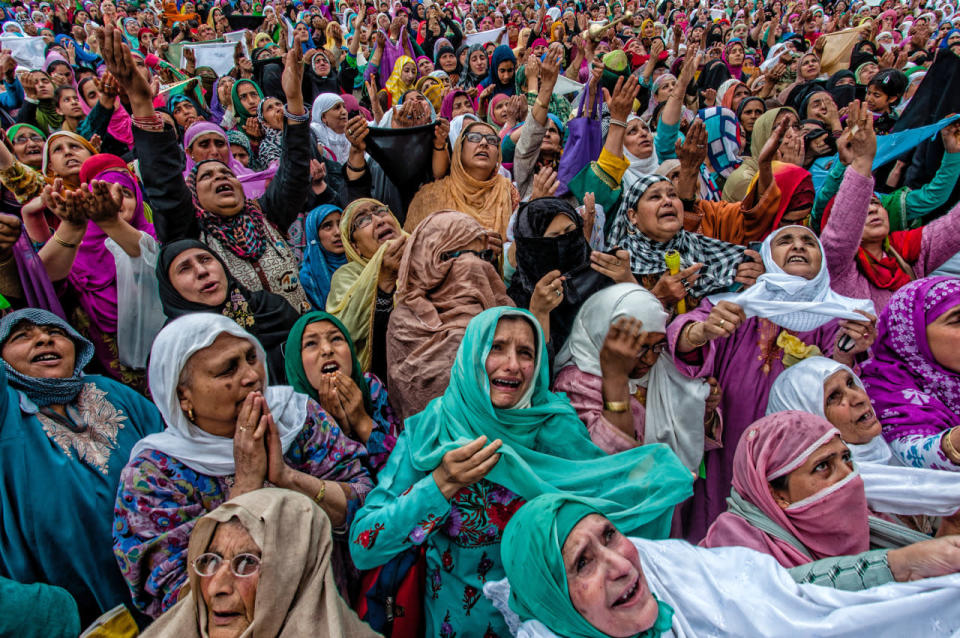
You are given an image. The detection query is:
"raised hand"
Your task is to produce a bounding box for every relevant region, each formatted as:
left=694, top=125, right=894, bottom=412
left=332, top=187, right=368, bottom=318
left=602, top=74, right=640, bottom=122
left=837, top=99, right=876, bottom=175
left=651, top=262, right=702, bottom=306
left=231, top=391, right=269, bottom=497
left=531, top=165, right=560, bottom=199
left=432, top=435, right=503, bottom=500
left=676, top=118, right=707, bottom=169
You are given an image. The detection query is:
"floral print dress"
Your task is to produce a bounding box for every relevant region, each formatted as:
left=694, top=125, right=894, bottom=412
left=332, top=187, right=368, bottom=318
left=350, top=435, right=525, bottom=638
left=113, top=399, right=374, bottom=618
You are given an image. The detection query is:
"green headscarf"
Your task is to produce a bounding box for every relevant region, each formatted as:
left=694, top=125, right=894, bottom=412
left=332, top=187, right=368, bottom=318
left=600, top=49, right=631, bottom=93
left=231, top=79, right=264, bottom=124
left=405, top=307, right=693, bottom=532
left=33, top=73, right=63, bottom=135
left=502, top=493, right=676, bottom=638
left=284, top=311, right=374, bottom=415
left=5, top=123, right=46, bottom=143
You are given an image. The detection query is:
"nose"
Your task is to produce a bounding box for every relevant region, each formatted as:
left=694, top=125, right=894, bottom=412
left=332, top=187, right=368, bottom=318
left=319, top=337, right=334, bottom=358
left=239, top=360, right=262, bottom=387
left=34, top=331, right=55, bottom=347
left=207, top=561, right=237, bottom=597
left=845, top=386, right=867, bottom=409
left=598, top=543, right=633, bottom=583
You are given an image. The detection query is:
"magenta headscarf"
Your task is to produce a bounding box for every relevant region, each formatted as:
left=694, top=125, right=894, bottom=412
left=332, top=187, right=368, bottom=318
left=861, top=277, right=960, bottom=440
left=440, top=89, right=474, bottom=119
left=701, top=411, right=870, bottom=568
left=182, top=121, right=278, bottom=199
left=70, top=155, right=155, bottom=336
left=77, top=78, right=135, bottom=148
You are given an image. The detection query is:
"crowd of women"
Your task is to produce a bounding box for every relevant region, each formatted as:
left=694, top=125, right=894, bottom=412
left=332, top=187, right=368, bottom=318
left=1, top=0, right=960, bottom=635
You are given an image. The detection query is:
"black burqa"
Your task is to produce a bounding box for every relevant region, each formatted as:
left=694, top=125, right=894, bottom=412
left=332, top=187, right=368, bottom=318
left=157, top=239, right=301, bottom=384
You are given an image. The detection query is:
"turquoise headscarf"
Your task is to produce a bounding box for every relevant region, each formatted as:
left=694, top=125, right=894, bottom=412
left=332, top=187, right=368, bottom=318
left=284, top=311, right=373, bottom=415
left=405, top=307, right=693, bottom=533
left=502, top=493, right=676, bottom=638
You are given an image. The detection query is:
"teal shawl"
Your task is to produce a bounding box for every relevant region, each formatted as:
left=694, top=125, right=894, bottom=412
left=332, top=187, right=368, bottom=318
left=502, top=493, right=676, bottom=638
left=405, top=307, right=693, bottom=534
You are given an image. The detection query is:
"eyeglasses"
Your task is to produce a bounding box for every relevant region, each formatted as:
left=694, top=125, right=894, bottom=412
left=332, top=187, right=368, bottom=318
left=464, top=131, right=500, bottom=146
left=192, top=552, right=261, bottom=578
left=637, top=342, right=667, bottom=362
left=440, top=248, right=496, bottom=263
left=12, top=134, right=43, bottom=145
left=351, top=206, right=392, bottom=233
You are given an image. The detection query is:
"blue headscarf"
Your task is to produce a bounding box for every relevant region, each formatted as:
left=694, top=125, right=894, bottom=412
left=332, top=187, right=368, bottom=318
left=54, top=34, right=100, bottom=65
left=482, top=44, right=518, bottom=96
left=941, top=28, right=960, bottom=49
left=0, top=308, right=95, bottom=407
left=296, top=21, right=318, bottom=54
left=299, top=204, right=347, bottom=308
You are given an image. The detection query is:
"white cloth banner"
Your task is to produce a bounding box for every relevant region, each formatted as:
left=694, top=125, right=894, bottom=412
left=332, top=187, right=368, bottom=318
left=179, top=42, right=239, bottom=77
left=553, top=74, right=583, bottom=95
left=0, top=36, right=46, bottom=70
left=224, top=30, right=249, bottom=58
left=464, top=26, right=505, bottom=47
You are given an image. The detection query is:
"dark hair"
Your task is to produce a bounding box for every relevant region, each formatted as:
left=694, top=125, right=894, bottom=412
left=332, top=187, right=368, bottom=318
left=54, top=84, right=77, bottom=103
left=868, top=69, right=908, bottom=105
left=769, top=474, right=789, bottom=492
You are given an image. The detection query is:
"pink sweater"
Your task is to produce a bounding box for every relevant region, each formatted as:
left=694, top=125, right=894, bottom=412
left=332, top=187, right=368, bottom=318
left=821, top=166, right=960, bottom=312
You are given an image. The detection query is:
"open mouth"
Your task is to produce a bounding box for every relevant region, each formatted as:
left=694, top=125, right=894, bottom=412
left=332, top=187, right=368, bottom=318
left=200, top=281, right=219, bottom=293
left=786, top=254, right=808, bottom=264
left=31, top=352, right=62, bottom=364
left=211, top=610, right=242, bottom=625
left=474, top=150, right=490, bottom=159
left=613, top=577, right=640, bottom=607
left=215, top=183, right=233, bottom=194
left=321, top=361, right=340, bottom=374
left=856, top=409, right=875, bottom=425
left=491, top=377, right=521, bottom=390
left=376, top=226, right=397, bottom=241
left=64, top=158, right=81, bottom=168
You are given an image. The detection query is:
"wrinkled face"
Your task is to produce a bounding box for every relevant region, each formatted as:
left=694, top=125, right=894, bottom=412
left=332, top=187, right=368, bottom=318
left=47, top=136, right=93, bottom=180
left=800, top=54, right=820, bottom=79
left=349, top=201, right=399, bottom=259
left=805, top=91, right=834, bottom=121
left=729, top=84, right=751, bottom=112
left=439, top=51, right=457, bottom=71
left=865, top=85, right=892, bottom=113
left=460, top=122, right=499, bottom=176
left=168, top=247, right=229, bottom=306
left=400, top=61, right=417, bottom=85
left=624, top=119, right=653, bottom=159
left=316, top=211, right=343, bottom=254
left=300, top=320, right=353, bottom=392
left=238, top=83, right=261, bottom=114
left=451, top=93, right=475, bottom=117
left=189, top=132, right=230, bottom=164
left=485, top=316, right=537, bottom=409
left=195, top=162, right=244, bottom=216
left=173, top=100, right=200, bottom=129
left=771, top=435, right=853, bottom=507
left=1, top=321, right=77, bottom=380
left=312, top=50, right=331, bottom=77
left=927, top=301, right=960, bottom=374
left=541, top=119, right=561, bottom=153
left=732, top=24, right=748, bottom=39
left=199, top=521, right=260, bottom=638
left=822, top=370, right=881, bottom=445
left=230, top=144, right=250, bottom=167
left=627, top=181, right=682, bottom=243
left=859, top=63, right=879, bottom=85
left=726, top=43, right=744, bottom=66
left=496, top=60, right=515, bottom=85
left=260, top=97, right=284, bottom=130
left=32, top=72, right=54, bottom=99
left=198, top=23, right=216, bottom=40
left=654, top=75, right=675, bottom=102
left=769, top=227, right=822, bottom=279
left=492, top=98, right=510, bottom=123
left=469, top=49, right=487, bottom=75
left=321, top=101, right=348, bottom=134
left=11, top=128, right=45, bottom=166
left=739, top=100, right=765, bottom=131
left=564, top=514, right=659, bottom=638
left=178, top=333, right=266, bottom=437
left=417, top=58, right=434, bottom=75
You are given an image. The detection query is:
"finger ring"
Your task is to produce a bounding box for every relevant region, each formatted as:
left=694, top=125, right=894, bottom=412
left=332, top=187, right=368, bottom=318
left=712, top=386, right=720, bottom=395
left=555, top=288, right=562, bottom=297
left=696, top=144, right=705, bottom=149
left=239, top=426, right=249, bottom=432
left=718, top=318, right=726, bottom=328
left=680, top=277, right=689, bottom=286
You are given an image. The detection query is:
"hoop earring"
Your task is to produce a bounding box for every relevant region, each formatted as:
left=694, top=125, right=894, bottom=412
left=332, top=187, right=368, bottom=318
left=187, top=408, right=195, bottom=422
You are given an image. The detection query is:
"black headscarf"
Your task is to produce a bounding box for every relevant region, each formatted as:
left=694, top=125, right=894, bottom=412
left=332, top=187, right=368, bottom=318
left=157, top=239, right=301, bottom=383
left=507, top=198, right=612, bottom=351
left=825, top=70, right=857, bottom=110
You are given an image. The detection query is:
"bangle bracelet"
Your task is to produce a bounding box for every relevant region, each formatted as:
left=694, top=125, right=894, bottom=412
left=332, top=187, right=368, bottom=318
left=313, top=480, right=327, bottom=504
left=52, top=234, right=78, bottom=249
left=433, top=144, right=448, bottom=151
left=685, top=322, right=708, bottom=347
left=283, top=106, right=311, bottom=122
left=534, top=99, right=549, bottom=109
left=943, top=428, right=960, bottom=465
left=608, top=118, right=628, bottom=128
left=346, top=161, right=366, bottom=172
left=603, top=400, right=630, bottom=413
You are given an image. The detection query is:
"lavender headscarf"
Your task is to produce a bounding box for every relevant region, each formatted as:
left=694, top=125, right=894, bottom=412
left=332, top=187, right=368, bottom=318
left=182, top=121, right=278, bottom=199
left=861, top=277, right=960, bottom=440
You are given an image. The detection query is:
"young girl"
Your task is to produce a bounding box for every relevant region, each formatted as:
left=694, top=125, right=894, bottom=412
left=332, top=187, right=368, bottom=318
left=866, top=69, right=907, bottom=135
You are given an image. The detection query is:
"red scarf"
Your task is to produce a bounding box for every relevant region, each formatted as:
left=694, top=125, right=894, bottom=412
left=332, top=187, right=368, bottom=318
left=856, top=228, right=923, bottom=291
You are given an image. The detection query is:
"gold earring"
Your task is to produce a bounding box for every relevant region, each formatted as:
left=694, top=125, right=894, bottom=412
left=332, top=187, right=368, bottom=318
left=626, top=225, right=637, bottom=235
left=187, top=407, right=195, bottom=422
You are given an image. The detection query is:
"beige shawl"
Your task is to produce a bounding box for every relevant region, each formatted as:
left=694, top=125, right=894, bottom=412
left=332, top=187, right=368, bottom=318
left=404, top=124, right=518, bottom=238
left=141, top=488, right=380, bottom=638
left=387, top=211, right=514, bottom=420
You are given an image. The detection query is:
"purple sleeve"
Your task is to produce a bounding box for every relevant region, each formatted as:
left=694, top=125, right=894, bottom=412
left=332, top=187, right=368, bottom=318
left=820, top=166, right=874, bottom=290
left=916, top=200, right=960, bottom=277
left=666, top=302, right=718, bottom=379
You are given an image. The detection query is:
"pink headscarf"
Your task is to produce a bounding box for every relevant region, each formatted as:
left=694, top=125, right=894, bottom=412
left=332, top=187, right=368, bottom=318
left=182, top=121, right=278, bottom=199
left=77, top=78, right=135, bottom=148
left=701, top=411, right=870, bottom=567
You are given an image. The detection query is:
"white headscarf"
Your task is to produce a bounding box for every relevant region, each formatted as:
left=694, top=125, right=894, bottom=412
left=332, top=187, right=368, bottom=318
left=310, top=93, right=352, bottom=164
left=766, top=356, right=960, bottom=517
left=487, top=538, right=960, bottom=638
left=708, top=226, right=875, bottom=332
left=129, top=314, right=308, bottom=477
left=555, top=284, right=710, bottom=471
left=622, top=115, right=661, bottom=188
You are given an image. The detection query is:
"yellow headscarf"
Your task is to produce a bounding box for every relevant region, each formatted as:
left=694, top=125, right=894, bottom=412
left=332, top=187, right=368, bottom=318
left=416, top=76, right=444, bottom=112
left=385, top=55, right=417, bottom=105
left=325, top=199, right=410, bottom=372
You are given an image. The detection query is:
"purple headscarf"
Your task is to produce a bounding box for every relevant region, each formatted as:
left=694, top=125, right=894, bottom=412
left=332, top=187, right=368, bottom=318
left=182, top=121, right=278, bottom=199
left=440, top=88, right=473, bottom=119
left=861, top=277, right=960, bottom=440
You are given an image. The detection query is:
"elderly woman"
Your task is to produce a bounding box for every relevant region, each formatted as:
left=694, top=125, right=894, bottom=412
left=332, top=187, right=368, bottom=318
left=767, top=357, right=960, bottom=530
left=285, top=311, right=399, bottom=473
left=489, top=492, right=960, bottom=638
left=405, top=120, right=518, bottom=239
left=0, top=309, right=164, bottom=626
left=141, top=489, right=378, bottom=637
left=554, top=284, right=721, bottom=467
left=99, top=26, right=310, bottom=312
left=668, top=223, right=877, bottom=540
left=702, top=411, right=932, bottom=566
left=386, top=210, right=514, bottom=420
left=860, top=277, right=960, bottom=471
left=113, top=314, right=374, bottom=618
left=325, top=198, right=406, bottom=380
left=181, top=122, right=277, bottom=200
left=350, top=306, right=693, bottom=637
